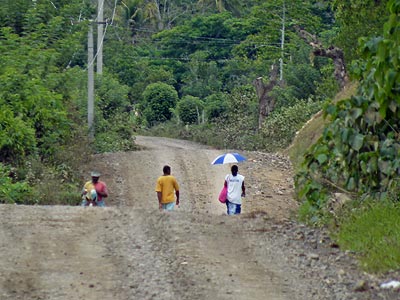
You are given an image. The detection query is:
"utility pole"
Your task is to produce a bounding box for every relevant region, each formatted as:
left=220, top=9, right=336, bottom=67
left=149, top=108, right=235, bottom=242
left=88, top=23, right=95, bottom=139
left=87, top=0, right=105, bottom=139
left=279, top=0, right=285, bottom=81
left=97, top=0, right=104, bottom=74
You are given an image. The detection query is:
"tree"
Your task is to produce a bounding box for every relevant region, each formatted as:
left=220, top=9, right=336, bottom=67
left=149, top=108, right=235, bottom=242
left=233, top=0, right=324, bottom=81
left=115, top=0, right=196, bottom=32
left=180, top=51, right=222, bottom=98
left=0, top=107, right=36, bottom=162
left=332, top=0, right=390, bottom=62
left=296, top=25, right=349, bottom=90
left=0, top=27, right=72, bottom=161
left=0, top=0, right=32, bottom=34
left=252, top=66, right=279, bottom=129
left=152, top=12, right=251, bottom=60
left=221, top=85, right=259, bottom=149
left=204, top=93, right=229, bottom=120
left=196, top=0, right=255, bottom=16
left=176, top=95, right=204, bottom=124
left=141, top=82, right=179, bottom=125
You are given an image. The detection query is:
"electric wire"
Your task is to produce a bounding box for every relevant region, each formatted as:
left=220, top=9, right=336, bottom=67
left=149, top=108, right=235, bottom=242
left=65, top=0, right=88, bottom=69
left=87, top=0, right=118, bottom=69
left=69, top=1, right=295, bottom=68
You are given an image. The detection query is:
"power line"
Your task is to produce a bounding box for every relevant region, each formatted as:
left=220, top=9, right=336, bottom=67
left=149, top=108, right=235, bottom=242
left=107, top=25, right=283, bottom=48
left=110, top=54, right=286, bottom=63
left=87, top=0, right=118, bottom=70
left=107, top=24, right=281, bottom=46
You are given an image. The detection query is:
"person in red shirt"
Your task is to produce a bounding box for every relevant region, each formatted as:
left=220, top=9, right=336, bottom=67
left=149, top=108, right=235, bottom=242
left=81, top=171, right=109, bottom=207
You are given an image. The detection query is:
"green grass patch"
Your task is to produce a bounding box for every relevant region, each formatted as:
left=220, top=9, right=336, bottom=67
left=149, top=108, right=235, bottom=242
left=334, top=200, right=400, bottom=273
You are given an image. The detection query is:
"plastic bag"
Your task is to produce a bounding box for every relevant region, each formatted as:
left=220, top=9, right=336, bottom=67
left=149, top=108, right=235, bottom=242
left=218, top=185, right=227, bottom=203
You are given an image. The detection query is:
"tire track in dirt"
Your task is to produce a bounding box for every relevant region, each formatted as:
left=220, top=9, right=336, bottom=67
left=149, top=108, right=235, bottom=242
left=0, top=205, right=128, bottom=300
left=90, top=136, right=300, bottom=299
left=0, top=136, right=304, bottom=300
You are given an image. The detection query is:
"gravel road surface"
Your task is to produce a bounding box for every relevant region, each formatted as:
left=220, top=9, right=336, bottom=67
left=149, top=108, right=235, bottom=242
left=0, top=136, right=398, bottom=300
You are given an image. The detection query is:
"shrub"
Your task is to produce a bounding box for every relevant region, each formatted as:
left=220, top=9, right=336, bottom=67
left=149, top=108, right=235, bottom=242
left=260, top=100, right=322, bottom=152
left=0, top=163, right=38, bottom=204
left=0, top=107, right=37, bottom=162
left=95, top=112, right=137, bottom=153
left=204, top=93, right=229, bottom=121
left=141, top=82, right=179, bottom=126
left=176, top=96, right=204, bottom=125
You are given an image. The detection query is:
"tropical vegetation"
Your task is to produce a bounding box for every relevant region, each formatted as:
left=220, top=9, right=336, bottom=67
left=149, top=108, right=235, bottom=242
left=1, top=0, right=399, bottom=273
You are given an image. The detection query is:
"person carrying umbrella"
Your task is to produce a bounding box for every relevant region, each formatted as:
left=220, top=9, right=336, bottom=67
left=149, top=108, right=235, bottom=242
left=224, top=165, right=245, bottom=215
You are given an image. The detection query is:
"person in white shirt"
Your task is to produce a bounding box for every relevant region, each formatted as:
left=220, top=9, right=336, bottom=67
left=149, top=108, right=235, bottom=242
left=224, top=165, right=245, bottom=215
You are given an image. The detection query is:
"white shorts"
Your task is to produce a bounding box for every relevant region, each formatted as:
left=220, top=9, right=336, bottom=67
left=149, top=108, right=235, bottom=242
left=161, top=202, right=175, bottom=211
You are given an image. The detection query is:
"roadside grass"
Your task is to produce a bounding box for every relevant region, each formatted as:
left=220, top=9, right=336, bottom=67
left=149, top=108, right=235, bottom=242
left=334, top=200, right=400, bottom=273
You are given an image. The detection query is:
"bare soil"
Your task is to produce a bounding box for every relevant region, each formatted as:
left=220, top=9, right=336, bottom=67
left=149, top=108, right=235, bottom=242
left=0, top=136, right=398, bottom=300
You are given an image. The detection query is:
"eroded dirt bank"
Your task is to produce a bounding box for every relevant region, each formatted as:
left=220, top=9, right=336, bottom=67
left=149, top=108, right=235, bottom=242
left=0, top=136, right=397, bottom=300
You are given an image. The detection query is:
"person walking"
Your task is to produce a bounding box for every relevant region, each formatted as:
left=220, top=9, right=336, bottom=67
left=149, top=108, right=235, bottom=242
left=155, top=165, right=180, bottom=211
left=81, top=171, right=109, bottom=207
left=224, top=165, right=245, bottom=215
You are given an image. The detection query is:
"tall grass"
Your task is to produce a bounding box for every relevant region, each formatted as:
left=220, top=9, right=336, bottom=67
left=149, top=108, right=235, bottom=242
left=334, top=200, right=400, bottom=273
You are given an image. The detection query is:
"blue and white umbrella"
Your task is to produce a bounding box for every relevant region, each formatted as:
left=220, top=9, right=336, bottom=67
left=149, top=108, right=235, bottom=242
left=211, top=152, right=247, bottom=165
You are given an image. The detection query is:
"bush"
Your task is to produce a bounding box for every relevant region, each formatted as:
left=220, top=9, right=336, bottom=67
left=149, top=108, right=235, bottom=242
left=0, top=163, right=38, bottom=204
left=295, top=3, right=400, bottom=223
left=176, top=96, right=204, bottom=125
left=204, top=93, right=229, bottom=121
left=260, top=100, right=322, bottom=152
left=95, top=112, right=137, bottom=153
left=0, top=107, right=36, bottom=163
left=141, top=82, right=179, bottom=126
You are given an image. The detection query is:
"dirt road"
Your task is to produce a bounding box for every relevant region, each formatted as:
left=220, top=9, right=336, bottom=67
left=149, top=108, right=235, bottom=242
left=0, top=136, right=397, bottom=300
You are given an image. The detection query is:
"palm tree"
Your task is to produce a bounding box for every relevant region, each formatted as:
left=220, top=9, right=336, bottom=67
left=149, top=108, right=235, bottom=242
left=197, top=0, right=249, bottom=15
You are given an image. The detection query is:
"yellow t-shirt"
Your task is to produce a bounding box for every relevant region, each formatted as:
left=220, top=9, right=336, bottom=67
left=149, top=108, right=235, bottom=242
left=155, top=175, right=179, bottom=204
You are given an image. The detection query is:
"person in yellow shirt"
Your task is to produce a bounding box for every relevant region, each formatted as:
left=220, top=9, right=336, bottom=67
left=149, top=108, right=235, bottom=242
left=155, top=165, right=180, bottom=211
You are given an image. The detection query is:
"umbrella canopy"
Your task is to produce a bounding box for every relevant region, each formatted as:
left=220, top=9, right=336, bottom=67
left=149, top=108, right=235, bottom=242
left=211, top=152, right=247, bottom=165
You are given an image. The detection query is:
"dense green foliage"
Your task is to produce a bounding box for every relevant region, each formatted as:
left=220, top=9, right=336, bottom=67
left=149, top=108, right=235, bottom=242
left=126, top=0, right=341, bottom=151
left=0, top=0, right=135, bottom=203
left=176, top=96, right=204, bottom=125
left=332, top=0, right=390, bottom=62
left=0, top=0, right=396, bottom=231
left=260, top=100, right=322, bottom=152
left=141, top=82, right=179, bottom=126
left=295, top=1, right=400, bottom=222
left=0, top=162, right=37, bottom=204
